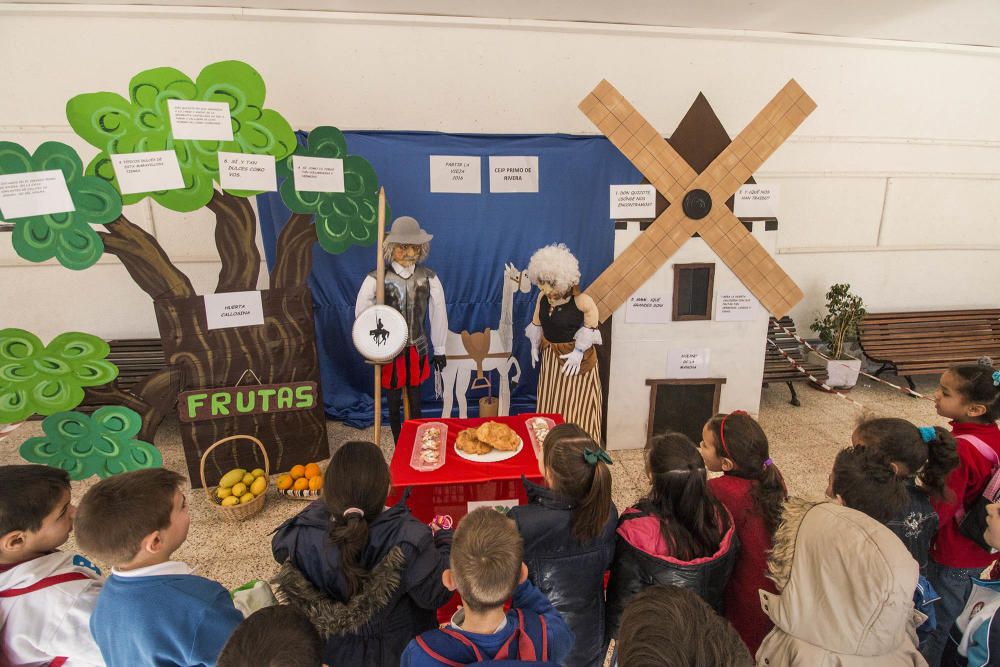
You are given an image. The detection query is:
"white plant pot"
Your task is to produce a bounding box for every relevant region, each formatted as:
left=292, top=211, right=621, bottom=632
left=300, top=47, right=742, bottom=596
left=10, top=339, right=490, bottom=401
left=826, top=358, right=862, bottom=389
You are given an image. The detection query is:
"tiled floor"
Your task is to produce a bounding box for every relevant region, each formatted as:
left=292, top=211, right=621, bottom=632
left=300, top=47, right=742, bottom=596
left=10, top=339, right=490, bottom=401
left=0, top=373, right=944, bottom=591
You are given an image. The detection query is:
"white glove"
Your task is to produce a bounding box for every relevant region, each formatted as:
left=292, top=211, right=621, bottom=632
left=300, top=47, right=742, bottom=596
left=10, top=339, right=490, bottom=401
left=525, top=323, right=542, bottom=370
left=559, top=348, right=584, bottom=376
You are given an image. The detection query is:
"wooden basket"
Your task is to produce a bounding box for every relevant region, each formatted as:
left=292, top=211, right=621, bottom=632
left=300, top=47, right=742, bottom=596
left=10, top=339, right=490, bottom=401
left=200, top=435, right=270, bottom=522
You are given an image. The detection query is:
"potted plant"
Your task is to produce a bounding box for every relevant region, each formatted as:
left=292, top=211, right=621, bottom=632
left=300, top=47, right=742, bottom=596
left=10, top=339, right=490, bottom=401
left=810, top=283, right=866, bottom=389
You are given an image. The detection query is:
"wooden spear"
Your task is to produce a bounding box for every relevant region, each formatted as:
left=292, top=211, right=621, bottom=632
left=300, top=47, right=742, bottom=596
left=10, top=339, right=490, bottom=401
left=373, top=187, right=386, bottom=444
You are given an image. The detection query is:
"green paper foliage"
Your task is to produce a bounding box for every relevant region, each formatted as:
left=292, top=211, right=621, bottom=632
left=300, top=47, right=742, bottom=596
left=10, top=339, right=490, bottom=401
left=0, top=141, right=121, bottom=270
left=65, top=60, right=296, bottom=212
left=0, top=329, right=119, bottom=423
left=278, top=126, right=386, bottom=255
left=19, top=406, right=162, bottom=480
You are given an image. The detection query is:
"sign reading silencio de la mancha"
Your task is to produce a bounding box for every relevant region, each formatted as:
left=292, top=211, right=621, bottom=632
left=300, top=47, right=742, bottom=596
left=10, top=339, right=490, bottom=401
left=178, top=382, right=318, bottom=423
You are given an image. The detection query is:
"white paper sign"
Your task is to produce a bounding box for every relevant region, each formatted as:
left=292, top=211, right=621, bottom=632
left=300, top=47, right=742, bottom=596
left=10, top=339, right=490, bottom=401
left=429, top=155, right=481, bottom=193
left=734, top=184, right=780, bottom=218
left=715, top=291, right=763, bottom=321
left=466, top=498, right=520, bottom=514
left=218, top=152, right=277, bottom=192
left=0, top=170, right=74, bottom=220
left=489, top=156, right=539, bottom=193
left=292, top=155, right=344, bottom=193
left=110, top=151, right=185, bottom=195
left=667, top=348, right=710, bottom=378
left=167, top=100, right=234, bottom=141
left=610, top=184, right=656, bottom=219
left=204, top=291, right=265, bottom=330
left=625, top=294, right=670, bottom=324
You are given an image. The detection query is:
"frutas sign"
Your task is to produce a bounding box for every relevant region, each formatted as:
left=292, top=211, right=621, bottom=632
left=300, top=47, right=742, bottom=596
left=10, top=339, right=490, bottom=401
left=178, top=382, right=318, bottom=423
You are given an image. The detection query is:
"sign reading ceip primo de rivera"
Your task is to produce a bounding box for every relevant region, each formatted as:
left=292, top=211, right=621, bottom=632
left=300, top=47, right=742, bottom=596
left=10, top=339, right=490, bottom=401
left=178, top=382, right=318, bottom=422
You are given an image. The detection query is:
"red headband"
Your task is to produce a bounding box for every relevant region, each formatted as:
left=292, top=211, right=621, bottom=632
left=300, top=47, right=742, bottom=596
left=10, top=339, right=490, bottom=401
left=718, top=410, right=748, bottom=460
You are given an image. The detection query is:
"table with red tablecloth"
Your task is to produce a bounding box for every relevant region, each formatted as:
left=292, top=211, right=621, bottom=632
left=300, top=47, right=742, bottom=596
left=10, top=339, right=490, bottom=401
left=388, top=413, right=561, bottom=523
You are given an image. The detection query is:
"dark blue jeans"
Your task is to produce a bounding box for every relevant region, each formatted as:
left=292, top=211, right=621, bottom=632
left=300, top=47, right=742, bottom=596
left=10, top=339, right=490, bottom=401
left=922, top=560, right=982, bottom=666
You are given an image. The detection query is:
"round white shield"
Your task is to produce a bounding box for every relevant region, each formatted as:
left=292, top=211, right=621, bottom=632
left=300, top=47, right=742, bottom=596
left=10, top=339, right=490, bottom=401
left=352, top=305, right=409, bottom=363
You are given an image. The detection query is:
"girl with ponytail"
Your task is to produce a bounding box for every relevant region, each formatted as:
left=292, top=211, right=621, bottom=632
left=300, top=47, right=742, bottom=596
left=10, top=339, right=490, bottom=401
left=852, top=417, right=958, bottom=575
left=605, top=432, right=737, bottom=639
left=271, top=441, right=453, bottom=666
left=699, top=411, right=786, bottom=654
left=508, top=423, right=617, bottom=667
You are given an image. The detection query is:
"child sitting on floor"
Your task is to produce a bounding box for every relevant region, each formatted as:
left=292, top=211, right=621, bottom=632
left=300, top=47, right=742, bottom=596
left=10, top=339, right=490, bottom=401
left=853, top=417, right=958, bottom=575
left=924, top=357, right=1000, bottom=665
left=698, top=411, right=784, bottom=654
left=615, top=584, right=752, bottom=667
left=75, top=468, right=243, bottom=667
left=401, top=507, right=574, bottom=666
left=507, top=423, right=617, bottom=667
left=271, top=441, right=453, bottom=666
left=217, top=605, right=323, bottom=667
left=0, top=464, right=104, bottom=667
left=606, top=432, right=737, bottom=639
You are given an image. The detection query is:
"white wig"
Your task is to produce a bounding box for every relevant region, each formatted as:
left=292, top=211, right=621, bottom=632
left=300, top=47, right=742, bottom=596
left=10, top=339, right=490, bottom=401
left=526, top=243, right=581, bottom=294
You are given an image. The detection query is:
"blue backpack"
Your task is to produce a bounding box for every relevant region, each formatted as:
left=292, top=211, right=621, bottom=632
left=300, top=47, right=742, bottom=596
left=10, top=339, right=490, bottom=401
left=413, top=608, right=551, bottom=666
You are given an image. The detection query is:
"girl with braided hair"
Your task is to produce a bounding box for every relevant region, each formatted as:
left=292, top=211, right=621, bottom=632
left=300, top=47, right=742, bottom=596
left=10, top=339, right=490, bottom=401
left=699, top=411, right=786, bottom=654
left=605, top=432, right=736, bottom=639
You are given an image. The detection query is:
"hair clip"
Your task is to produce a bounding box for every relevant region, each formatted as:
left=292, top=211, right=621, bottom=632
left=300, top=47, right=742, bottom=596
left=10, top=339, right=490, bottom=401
left=583, top=447, right=613, bottom=466
left=343, top=507, right=365, bottom=519
left=918, top=426, right=937, bottom=443
left=993, top=370, right=1000, bottom=387
left=762, top=457, right=773, bottom=469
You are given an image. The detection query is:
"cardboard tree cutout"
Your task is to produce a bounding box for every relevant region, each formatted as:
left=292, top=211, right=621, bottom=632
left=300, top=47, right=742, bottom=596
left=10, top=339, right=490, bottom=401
left=0, top=60, right=382, bottom=485
left=579, top=79, right=814, bottom=321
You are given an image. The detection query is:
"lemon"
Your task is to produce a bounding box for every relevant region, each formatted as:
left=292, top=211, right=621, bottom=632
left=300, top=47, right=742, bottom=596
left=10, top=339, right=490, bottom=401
left=231, top=482, right=247, bottom=497
left=251, top=468, right=265, bottom=479
left=216, top=487, right=232, bottom=500
left=220, top=496, right=239, bottom=507
left=250, top=477, right=267, bottom=496
left=239, top=492, right=255, bottom=504
left=218, top=469, right=246, bottom=489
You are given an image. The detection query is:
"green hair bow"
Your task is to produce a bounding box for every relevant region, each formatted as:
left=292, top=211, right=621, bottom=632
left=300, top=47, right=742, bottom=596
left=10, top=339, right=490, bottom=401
left=583, top=447, right=613, bottom=466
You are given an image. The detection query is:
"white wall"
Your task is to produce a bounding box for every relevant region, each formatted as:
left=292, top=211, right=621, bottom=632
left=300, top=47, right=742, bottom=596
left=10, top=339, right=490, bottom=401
left=1, top=5, right=998, bottom=344
left=606, top=223, right=772, bottom=450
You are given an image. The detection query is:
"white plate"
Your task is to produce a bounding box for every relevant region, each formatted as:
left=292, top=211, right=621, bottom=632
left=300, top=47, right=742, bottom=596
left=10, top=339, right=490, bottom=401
left=454, top=435, right=524, bottom=462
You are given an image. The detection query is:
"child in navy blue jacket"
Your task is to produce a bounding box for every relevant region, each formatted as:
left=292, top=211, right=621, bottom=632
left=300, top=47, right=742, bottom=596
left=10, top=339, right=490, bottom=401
left=401, top=507, right=574, bottom=666
left=271, top=441, right=453, bottom=666
left=76, top=468, right=243, bottom=667
left=507, top=423, right=616, bottom=667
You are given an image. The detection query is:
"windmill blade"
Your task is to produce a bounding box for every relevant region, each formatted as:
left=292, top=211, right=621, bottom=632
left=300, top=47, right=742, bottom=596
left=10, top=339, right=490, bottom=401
left=580, top=80, right=698, bottom=204
left=698, top=206, right=803, bottom=318
left=695, top=79, right=816, bottom=203
left=583, top=203, right=692, bottom=323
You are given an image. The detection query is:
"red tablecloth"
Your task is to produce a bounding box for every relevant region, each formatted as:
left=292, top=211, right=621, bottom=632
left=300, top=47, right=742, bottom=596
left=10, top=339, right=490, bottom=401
left=388, top=413, right=561, bottom=523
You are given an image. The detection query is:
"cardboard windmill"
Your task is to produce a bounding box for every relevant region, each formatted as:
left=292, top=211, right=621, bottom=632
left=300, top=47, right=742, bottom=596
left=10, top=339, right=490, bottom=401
left=577, top=79, right=816, bottom=449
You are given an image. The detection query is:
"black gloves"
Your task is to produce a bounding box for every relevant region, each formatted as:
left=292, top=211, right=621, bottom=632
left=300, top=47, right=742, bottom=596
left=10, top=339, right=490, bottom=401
left=432, top=355, right=447, bottom=371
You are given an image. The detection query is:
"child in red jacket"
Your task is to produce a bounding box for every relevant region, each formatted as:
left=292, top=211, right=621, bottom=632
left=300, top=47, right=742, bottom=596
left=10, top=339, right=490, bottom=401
left=923, top=357, right=1000, bottom=665
left=699, top=411, right=787, bottom=655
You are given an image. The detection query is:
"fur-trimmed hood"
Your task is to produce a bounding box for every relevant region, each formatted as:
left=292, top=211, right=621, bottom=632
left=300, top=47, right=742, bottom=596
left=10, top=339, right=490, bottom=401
left=756, top=498, right=926, bottom=666
left=273, top=546, right=406, bottom=637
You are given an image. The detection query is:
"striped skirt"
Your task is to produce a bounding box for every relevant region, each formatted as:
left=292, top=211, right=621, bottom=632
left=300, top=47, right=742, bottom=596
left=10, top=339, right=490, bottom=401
left=537, top=346, right=603, bottom=443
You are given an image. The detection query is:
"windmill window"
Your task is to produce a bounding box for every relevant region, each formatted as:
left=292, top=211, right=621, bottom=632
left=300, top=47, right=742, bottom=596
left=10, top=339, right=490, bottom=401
left=672, top=263, right=715, bottom=321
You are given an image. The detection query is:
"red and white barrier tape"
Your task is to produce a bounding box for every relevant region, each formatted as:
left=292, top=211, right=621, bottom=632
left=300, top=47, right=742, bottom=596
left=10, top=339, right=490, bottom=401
left=770, top=320, right=932, bottom=401
left=766, top=339, right=868, bottom=411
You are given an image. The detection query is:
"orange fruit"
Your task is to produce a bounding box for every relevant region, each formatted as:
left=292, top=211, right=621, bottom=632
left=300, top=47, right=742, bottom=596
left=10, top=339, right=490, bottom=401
left=308, top=476, right=323, bottom=492
left=276, top=474, right=293, bottom=490
left=305, top=463, right=321, bottom=479
left=293, top=477, right=310, bottom=491
left=289, top=464, right=306, bottom=480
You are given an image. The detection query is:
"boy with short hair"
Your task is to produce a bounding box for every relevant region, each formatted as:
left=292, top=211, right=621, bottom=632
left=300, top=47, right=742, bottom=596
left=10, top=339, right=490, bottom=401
left=217, top=605, right=322, bottom=667
left=75, top=468, right=243, bottom=667
left=0, top=464, right=104, bottom=666
left=400, top=508, right=573, bottom=666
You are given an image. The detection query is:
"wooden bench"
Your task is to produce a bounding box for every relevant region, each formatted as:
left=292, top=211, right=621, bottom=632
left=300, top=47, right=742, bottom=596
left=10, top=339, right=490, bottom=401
left=858, top=309, right=1000, bottom=390
left=763, top=316, right=828, bottom=406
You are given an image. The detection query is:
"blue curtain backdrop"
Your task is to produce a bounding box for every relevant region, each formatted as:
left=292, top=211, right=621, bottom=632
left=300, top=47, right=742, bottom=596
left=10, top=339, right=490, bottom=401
left=257, top=131, right=641, bottom=427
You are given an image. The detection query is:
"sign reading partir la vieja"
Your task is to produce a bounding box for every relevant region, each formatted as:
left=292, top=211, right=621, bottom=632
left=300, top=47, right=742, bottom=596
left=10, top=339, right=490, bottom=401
left=178, top=381, right=318, bottom=422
